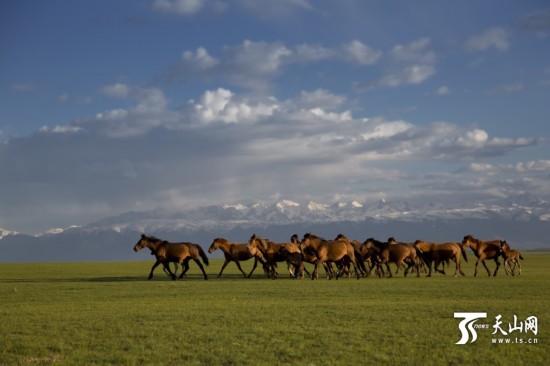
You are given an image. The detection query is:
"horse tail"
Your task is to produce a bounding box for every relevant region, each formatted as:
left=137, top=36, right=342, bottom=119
left=519, top=253, right=524, bottom=261
left=460, top=245, right=468, bottom=263
left=198, top=245, right=209, bottom=266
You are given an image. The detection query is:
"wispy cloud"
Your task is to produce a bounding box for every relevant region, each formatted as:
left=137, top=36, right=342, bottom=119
left=465, top=27, right=511, bottom=51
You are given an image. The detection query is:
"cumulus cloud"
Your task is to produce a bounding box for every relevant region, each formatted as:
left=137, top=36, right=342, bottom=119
left=192, top=88, right=279, bottom=124
left=341, top=40, right=382, bottom=65
left=465, top=27, right=511, bottom=51
left=0, top=86, right=541, bottom=231
left=161, top=39, right=382, bottom=89
left=182, top=47, right=219, bottom=69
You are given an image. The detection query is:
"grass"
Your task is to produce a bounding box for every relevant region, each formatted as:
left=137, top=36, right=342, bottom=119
left=0, top=254, right=549, bottom=365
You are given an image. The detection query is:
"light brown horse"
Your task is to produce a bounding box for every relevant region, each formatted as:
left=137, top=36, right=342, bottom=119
left=500, top=240, right=524, bottom=276
left=247, top=234, right=300, bottom=278
left=300, top=233, right=360, bottom=280
left=335, top=234, right=368, bottom=277
left=133, top=234, right=209, bottom=280
left=461, top=235, right=502, bottom=277
left=413, top=240, right=467, bottom=277
left=208, top=238, right=267, bottom=278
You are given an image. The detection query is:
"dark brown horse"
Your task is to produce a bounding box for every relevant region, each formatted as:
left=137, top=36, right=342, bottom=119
left=133, top=234, right=209, bottom=280
left=500, top=240, right=523, bottom=276
left=461, top=235, right=502, bottom=277
left=300, top=233, right=360, bottom=280
left=363, top=238, right=419, bottom=277
left=208, top=238, right=267, bottom=278
left=413, top=240, right=467, bottom=277
left=247, top=234, right=300, bottom=278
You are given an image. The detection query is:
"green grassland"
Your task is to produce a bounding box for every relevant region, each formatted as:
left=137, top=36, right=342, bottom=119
left=1, top=254, right=549, bottom=365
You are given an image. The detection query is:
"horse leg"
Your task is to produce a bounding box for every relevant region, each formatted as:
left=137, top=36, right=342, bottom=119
left=217, top=259, right=231, bottom=278
left=492, top=259, right=500, bottom=277
left=178, top=258, right=191, bottom=279
left=516, top=259, right=521, bottom=277
left=403, top=260, right=413, bottom=277
left=311, top=260, right=321, bottom=280
left=457, top=257, right=465, bottom=276
left=192, top=258, right=209, bottom=280
left=426, top=260, right=433, bottom=277
left=148, top=260, right=161, bottom=280
left=234, top=260, right=248, bottom=278
left=252, top=257, right=267, bottom=278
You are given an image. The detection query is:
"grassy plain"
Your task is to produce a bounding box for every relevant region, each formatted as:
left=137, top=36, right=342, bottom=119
left=0, top=254, right=549, bottom=365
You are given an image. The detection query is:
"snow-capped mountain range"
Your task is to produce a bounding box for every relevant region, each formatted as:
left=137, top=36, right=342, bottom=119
left=78, top=196, right=550, bottom=233
left=1, top=195, right=549, bottom=262
left=2, top=195, right=550, bottom=238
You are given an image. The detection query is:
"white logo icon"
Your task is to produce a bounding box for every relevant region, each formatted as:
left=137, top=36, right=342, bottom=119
left=454, top=312, right=487, bottom=344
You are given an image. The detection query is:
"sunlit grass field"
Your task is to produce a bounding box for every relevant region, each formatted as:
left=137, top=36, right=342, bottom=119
left=1, top=253, right=549, bottom=365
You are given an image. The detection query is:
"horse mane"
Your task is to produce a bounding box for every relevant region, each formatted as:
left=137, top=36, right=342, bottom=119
left=303, top=233, right=325, bottom=241
left=143, top=234, right=163, bottom=242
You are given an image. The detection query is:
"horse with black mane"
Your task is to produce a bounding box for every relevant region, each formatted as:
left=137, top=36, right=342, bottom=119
left=208, top=237, right=268, bottom=278
left=461, top=235, right=502, bottom=277
left=133, top=234, right=209, bottom=280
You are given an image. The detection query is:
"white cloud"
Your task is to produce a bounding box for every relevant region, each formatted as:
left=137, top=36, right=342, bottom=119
left=379, top=65, right=436, bottom=87
left=182, top=47, right=219, bottom=69
left=436, top=86, right=450, bottom=95
left=342, top=40, right=382, bottom=65
left=102, top=83, right=131, bottom=98
left=93, top=84, right=174, bottom=137
left=361, top=120, right=413, bottom=141
left=390, top=37, right=436, bottom=63
left=465, top=27, right=511, bottom=51
left=11, top=82, right=36, bottom=92
left=152, top=0, right=205, bottom=15
left=192, top=88, right=279, bottom=124
left=294, top=43, right=334, bottom=62
left=1, top=86, right=541, bottom=232
left=298, top=89, right=345, bottom=109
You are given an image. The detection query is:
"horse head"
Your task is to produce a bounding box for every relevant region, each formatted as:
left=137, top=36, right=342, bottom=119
left=461, top=235, right=475, bottom=248
left=208, top=238, right=225, bottom=253
left=499, top=240, right=510, bottom=251
left=133, top=234, right=161, bottom=252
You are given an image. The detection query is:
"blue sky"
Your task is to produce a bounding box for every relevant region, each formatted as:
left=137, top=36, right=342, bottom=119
left=1, top=0, right=549, bottom=233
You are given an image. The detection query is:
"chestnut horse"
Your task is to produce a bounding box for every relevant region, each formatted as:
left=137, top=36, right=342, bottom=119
left=413, top=240, right=467, bottom=277
left=500, top=240, right=524, bottom=276
left=300, top=233, right=360, bottom=280
left=461, top=235, right=502, bottom=277
left=247, top=234, right=300, bottom=278
left=208, top=238, right=267, bottom=278
left=133, top=234, right=209, bottom=280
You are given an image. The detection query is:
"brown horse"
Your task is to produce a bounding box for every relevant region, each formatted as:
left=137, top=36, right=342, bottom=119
left=208, top=238, right=267, bottom=278
left=133, top=234, right=209, bottom=280
left=500, top=240, right=524, bottom=276
left=413, top=240, right=467, bottom=277
left=363, top=238, right=419, bottom=277
left=461, top=235, right=502, bottom=277
left=247, top=234, right=300, bottom=278
left=335, top=234, right=368, bottom=277
left=300, top=233, right=360, bottom=280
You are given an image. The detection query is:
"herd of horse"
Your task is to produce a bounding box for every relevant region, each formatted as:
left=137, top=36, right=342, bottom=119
left=133, top=233, right=524, bottom=280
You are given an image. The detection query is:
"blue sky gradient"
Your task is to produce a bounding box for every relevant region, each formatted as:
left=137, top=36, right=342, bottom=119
left=1, top=0, right=549, bottom=233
